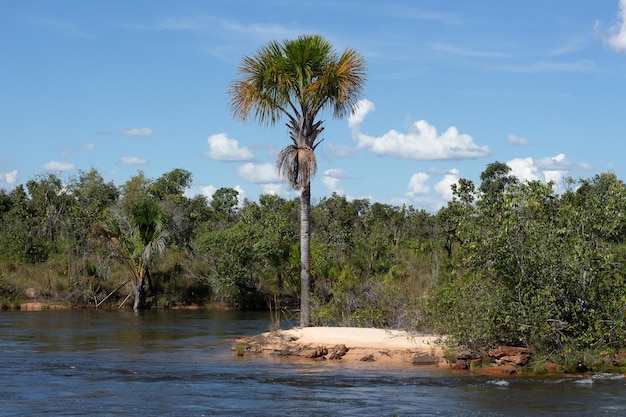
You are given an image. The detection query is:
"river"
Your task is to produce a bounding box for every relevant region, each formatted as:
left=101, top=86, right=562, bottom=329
left=1, top=309, right=625, bottom=416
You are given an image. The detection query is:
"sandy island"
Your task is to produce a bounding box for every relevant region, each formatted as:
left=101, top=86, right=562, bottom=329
left=235, top=327, right=447, bottom=366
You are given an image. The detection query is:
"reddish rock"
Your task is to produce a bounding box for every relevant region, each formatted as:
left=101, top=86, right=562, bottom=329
left=488, top=346, right=532, bottom=366
left=412, top=353, right=437, bottom=365
left=543, top=361, right=558, bottom=373
left=301, top=346, right=328, bottom=359
left=328, top=344, right=349, bottom=360
left=451, top=360, right=469, bottom=370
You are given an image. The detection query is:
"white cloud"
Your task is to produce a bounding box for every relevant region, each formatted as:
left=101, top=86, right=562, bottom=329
left=206, top=133, right=254, bottom=161
left=121, top=127, right=153, bottom=136
left=507, top=134, right=529, bottom=146
left=405, top=172, right=430, bottom=196
left=434, top=169, right=460, bottom=202
left=185, top=185, right=217, bottom=201
left=5, top=169, right=18, bottom=185
left=507, top=154, right=591, bottom=188
left=507, top=157, right=543, bottom=182
left=237, top=162, right=280, bottom=183
left=84, top=143, right=95, bottom=151
left=120, top=156, right=147, bottom=165
left=348, top=100, right=490, bottom=160
left=42, top=161, right=75, bottom=171
left=0, top=170, right=18, bottom=187
left=234, top=185, right=246, bottom=207
left=185, top=184, right=247, bottom=206
left=322, top=168, right=346, bottom=195
left=535, top=153, right=592, bottom=171
left=348, top=99, right=376, bottom=129
left=597, top=0, right=626, bottom=53
left=260, top=182, right=291, bottom=196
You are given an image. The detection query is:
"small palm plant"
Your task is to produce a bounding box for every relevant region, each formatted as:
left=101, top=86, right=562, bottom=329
left=94, top=200, right=168, bottom=310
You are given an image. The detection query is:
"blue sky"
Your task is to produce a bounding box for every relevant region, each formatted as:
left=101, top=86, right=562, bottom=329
left=2, top=0, right=626, bottom=212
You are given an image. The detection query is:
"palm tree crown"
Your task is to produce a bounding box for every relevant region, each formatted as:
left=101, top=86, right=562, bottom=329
left=229, top=34, right=366, bottom=189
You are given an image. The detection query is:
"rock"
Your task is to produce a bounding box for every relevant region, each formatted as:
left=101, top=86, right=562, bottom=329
left=328, top=344, right=349, bottom=360
left=451, top=360, right=469, bottom=370
left=360, top=354, right=375, bottom=362
left=543, top=361, right=559, bottom=373
left=301, top=346, right=328, bottom=359
left=488, top=346, right=532, bottom=366
left=475, top=364, right=517, bottom=377
left=412, top=353, right=437, bottom=365
left=456, top=349, right=477, bottom=360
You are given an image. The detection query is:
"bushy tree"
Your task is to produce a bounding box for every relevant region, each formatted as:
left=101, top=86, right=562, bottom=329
left=431, top=164, right=626, bottom=361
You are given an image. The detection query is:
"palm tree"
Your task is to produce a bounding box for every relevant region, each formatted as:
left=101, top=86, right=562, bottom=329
left=228, top=34, right=366, bottom=326
left=94, top=200, right=169, bottom=310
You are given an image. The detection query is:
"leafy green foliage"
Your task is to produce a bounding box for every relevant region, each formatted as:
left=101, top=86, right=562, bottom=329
left=430, top=164, right=626, bottom=360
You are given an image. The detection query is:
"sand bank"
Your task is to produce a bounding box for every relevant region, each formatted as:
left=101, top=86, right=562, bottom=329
left=235, top=326, right=447, bottom=366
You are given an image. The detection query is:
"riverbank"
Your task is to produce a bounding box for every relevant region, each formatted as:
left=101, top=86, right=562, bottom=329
left=235, top=326, right=447, bottom=366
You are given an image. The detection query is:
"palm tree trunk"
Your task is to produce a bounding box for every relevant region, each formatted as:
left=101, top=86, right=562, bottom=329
left=300, top=183, right=311, bottom=327
left=132, top=277, right=146, bottom=311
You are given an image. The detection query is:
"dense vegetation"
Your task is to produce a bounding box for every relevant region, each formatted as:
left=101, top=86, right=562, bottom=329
left=1, top=162, right=626, bottom=365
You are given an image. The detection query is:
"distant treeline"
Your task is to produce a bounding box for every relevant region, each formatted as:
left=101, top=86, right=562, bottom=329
left=2, top=162, right=626, bottom=365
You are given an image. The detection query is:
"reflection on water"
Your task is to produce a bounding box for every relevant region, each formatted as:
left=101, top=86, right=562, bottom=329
left=1, top=309, right=625, bottom=416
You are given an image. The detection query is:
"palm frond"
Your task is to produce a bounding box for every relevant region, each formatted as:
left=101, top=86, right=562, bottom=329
left=276, top=144, right=317, bottom=190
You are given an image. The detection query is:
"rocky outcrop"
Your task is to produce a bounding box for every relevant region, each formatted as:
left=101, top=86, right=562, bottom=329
left=301, top=346, right=328, bottom=359
left=328, top=344, right=349, bottom=360
left=488, top=346, right=533, bottom=366
left=449, top=345, right=533, bottom=375
left=412, top=353, right=438, bottom=365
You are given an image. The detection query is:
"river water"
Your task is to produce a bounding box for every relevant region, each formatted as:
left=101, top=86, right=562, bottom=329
left=1, top=309, right=625, bottom=416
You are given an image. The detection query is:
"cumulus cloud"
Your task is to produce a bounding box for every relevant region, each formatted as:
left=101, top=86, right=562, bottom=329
left=260, top=182, right=291, bottom=196
left=398, top=169, right=459, bottom=212
left=184, top=184, right=246, bottom=205
left=348, top=99, right=376, bottom=129
left=42, top=161, right=75, bottom=171
left=84, top=143, right=96, bottom=151
left=596, top=0, right=626, bottom=53
left=121, top=127, right=154, bottom=136
left=206, top=133, right=254, bottom=161
left=185, top=184, right=217, bottom=201
left=234, top=185, right=247, bottom=207
left=507, top=154, right=591, bottom=191
left=322, top=168, right=346, bottom=195
left=507, top=134, right=530, bottom=146
left=535, top=153, right=592, bottom=171
left=0, top=170, right=18, bottom=187
left=434, top=169, right=460, bottom=202
left=405, top=172, right=430, bottom=196
left=507, top=157, right=543, bottom=182
left=349, top=100, right=490, bottom=160
left=237, top=163, right=280, bottom=183
left=119, top=156, right=147, bottom=165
